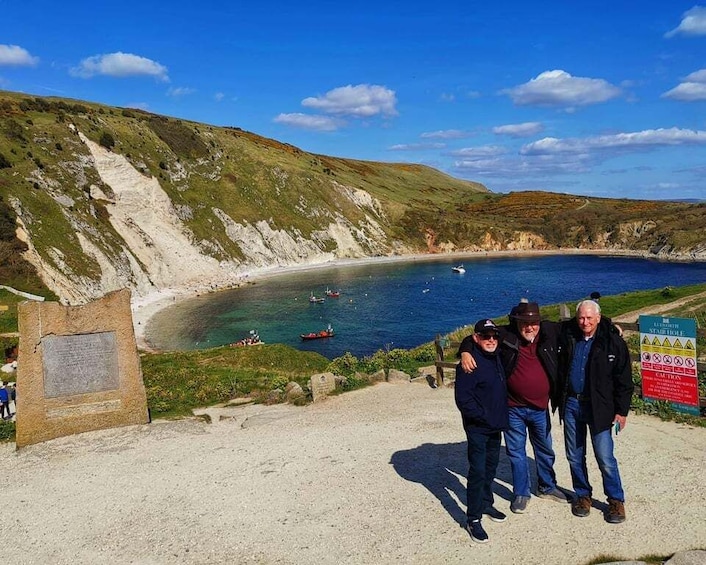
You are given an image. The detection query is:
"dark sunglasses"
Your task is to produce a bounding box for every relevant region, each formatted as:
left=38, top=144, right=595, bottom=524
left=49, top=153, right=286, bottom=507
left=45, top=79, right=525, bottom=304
left=477, top=333, right=498, bottom=341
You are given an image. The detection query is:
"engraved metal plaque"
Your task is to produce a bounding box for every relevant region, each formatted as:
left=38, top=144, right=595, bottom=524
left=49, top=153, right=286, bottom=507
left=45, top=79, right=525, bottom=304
left=42, top=332, right=120, bottom=398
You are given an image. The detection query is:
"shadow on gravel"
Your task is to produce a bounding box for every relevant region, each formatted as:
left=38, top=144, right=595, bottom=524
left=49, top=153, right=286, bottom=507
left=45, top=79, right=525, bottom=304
left=390, top=441, right=530, bottom=525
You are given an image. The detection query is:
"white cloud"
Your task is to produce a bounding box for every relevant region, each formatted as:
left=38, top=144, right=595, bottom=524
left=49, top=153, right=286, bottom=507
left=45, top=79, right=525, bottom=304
left=439, top=93, right=455, bottom=102
left=502, top=70, right=621, bottom=108
left=167, top=86, right=195, bottom=97
left=449, top=145, right=507, bottom=159
left=454, top=154, right=590, bottom=177
left=685, top=69, right=706, bottom=82
left=388, top=142, right=445, bottom=151
left=420, top=129, right=470, bottom=140
left=214, top=92, right=225, bottom=102
left=492, top=122, right=544, bottom=137
left=663, top=82, right=706, bottom=101
left=301, top=84, right=398, bottom=117
left=454, top=127, right=706, bottom=181
left=70, top=52, right=169, bottom=81
left=521, top=128, right=706, bottom=156
left=273, top=113, right=342, bottom=131
left=0, top=44, right=39, bottom=66
left=665, top=5, right=706, bottom=38
left=662, top=68, right=706, bottom=101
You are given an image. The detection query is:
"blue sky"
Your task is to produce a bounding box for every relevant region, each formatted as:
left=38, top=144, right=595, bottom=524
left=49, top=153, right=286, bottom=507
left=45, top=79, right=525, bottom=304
left=2, top=1, right=706, bottom=200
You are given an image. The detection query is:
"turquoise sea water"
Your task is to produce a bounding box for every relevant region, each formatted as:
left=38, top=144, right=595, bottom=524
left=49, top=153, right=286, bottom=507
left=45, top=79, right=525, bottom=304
left=145, top=254, right=706, bottom=359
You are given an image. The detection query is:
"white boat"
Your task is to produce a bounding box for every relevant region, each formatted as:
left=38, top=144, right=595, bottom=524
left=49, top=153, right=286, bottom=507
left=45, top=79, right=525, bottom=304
left=452, top=264, right=466, bottom=274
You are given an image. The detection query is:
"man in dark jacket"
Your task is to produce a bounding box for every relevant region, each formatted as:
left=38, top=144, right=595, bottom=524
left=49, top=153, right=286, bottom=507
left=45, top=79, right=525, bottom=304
left=455, top=319, right=508, bottom=544
left=459, top=301, right=567, bottom=514
left=558, top=299, right=633, bottom=524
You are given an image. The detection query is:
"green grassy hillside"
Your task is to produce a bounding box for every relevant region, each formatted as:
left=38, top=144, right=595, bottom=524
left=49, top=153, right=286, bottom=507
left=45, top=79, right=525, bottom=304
left=0, top=89, right=704, bottom=304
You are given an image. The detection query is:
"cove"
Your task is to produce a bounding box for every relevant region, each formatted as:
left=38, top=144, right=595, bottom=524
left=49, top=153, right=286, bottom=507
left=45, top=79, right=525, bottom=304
left=145, top=254, right=706, bottom=359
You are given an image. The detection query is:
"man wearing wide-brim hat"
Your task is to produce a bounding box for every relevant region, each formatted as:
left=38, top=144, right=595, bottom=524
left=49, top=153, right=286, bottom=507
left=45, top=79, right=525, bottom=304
left=459, top=301, right=567, bottom=515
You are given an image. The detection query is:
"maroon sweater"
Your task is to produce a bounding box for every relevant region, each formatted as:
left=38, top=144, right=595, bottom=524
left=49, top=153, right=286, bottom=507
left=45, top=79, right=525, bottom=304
left=507, top=340, right=550, bottom=410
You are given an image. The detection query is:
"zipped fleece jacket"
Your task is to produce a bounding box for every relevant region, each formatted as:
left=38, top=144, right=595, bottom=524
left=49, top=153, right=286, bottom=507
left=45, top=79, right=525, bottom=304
left=558, top=317, right=634, bottom=433
left=458, top=320, right=562, bottom=411
left=454, top=342, right=508, bottom=433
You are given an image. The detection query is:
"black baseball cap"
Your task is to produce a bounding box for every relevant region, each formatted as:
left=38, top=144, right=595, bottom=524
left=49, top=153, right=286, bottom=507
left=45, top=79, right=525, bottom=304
left=474, top=319, right=499, bottom=334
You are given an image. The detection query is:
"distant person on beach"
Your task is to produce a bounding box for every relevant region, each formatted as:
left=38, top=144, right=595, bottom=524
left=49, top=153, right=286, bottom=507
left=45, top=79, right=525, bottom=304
left=590, top=291, right=601, bottom=301
left=458, top=301, right=567, bottom=515
left=4, top=345, right=17, bottom=364
left=558, top=299, right=633, bottom=524
left=8, top=382, right=15, bottom=417
left=0, top=381, right=9, bottom=420
left=454, top=319, right=508, bottom=544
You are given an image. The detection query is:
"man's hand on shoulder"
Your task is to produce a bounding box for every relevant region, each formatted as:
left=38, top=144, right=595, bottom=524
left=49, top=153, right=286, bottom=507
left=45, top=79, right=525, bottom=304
left=460, top=351, right=477, bottom=373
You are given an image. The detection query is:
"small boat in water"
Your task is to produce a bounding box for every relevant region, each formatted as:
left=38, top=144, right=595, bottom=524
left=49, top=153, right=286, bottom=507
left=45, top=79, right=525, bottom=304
left=325, top=287, right=340, bottom=298
left=309, top=292, right=325, bottom=303
left=452, top=264, right=466, bottom=274
left=300, top=324, right=335, bottom=340
left=229, top=330, right=263, bottom=347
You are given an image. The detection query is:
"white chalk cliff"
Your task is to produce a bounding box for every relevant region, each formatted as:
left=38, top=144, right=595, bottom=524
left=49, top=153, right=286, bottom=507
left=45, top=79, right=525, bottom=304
left=16, top=127, right=396, bottom=305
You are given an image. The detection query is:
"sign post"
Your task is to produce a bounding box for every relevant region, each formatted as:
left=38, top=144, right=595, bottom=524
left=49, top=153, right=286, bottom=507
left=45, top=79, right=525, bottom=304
left=639, top=315, right=699, bottom=415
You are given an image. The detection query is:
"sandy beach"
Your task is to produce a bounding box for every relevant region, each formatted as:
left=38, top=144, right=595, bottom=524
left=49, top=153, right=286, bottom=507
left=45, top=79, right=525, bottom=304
left=3, top=381, right=705, bottom=565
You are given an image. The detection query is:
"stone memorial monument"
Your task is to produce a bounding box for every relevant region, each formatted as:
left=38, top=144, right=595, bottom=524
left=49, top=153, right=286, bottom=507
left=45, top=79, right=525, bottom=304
left=15, top=289, right=149, bottom=447
left=310, top=372, right=336, bottom=402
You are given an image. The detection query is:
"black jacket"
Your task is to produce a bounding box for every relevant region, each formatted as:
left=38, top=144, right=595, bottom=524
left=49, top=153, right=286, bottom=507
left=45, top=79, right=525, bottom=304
left=458, top=320, right=562, bottom=411
left=558, top=317, right=634, bottom=433
left=454, top=342, right=508, bottom=433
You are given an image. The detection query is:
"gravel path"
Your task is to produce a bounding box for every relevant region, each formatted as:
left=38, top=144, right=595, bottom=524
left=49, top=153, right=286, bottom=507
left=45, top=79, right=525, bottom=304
left=3, top=382, right=705, bottom=565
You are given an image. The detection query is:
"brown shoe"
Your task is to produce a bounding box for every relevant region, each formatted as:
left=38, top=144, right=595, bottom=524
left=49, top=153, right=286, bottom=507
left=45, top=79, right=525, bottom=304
left=571, top=496, right=592, bottom=517
left=606, top=498, right=626, bottom=524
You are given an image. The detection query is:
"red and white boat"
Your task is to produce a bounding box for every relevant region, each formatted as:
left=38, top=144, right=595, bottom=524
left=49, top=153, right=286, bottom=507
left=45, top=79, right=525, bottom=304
left=325, top=287, right=340, bottom=298
left=300, top=324, right=335, bottom=340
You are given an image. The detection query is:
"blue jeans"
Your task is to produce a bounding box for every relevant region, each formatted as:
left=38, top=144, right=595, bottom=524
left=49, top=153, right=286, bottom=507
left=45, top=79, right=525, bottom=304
left=504, top=406, right=558, bottom=497
left=465, top=430, right=501, bottom=521
left=563, top=397, right=625, bottom=501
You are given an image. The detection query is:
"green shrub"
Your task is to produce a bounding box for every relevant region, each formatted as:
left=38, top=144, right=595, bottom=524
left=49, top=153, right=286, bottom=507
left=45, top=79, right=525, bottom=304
left=339, top=372, right=367, bottom=391
left=99, top=131, right=115, bottom=150
left=0, top=420, right=15, bottom=441
left=326, top=352, right=360, bottom=377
